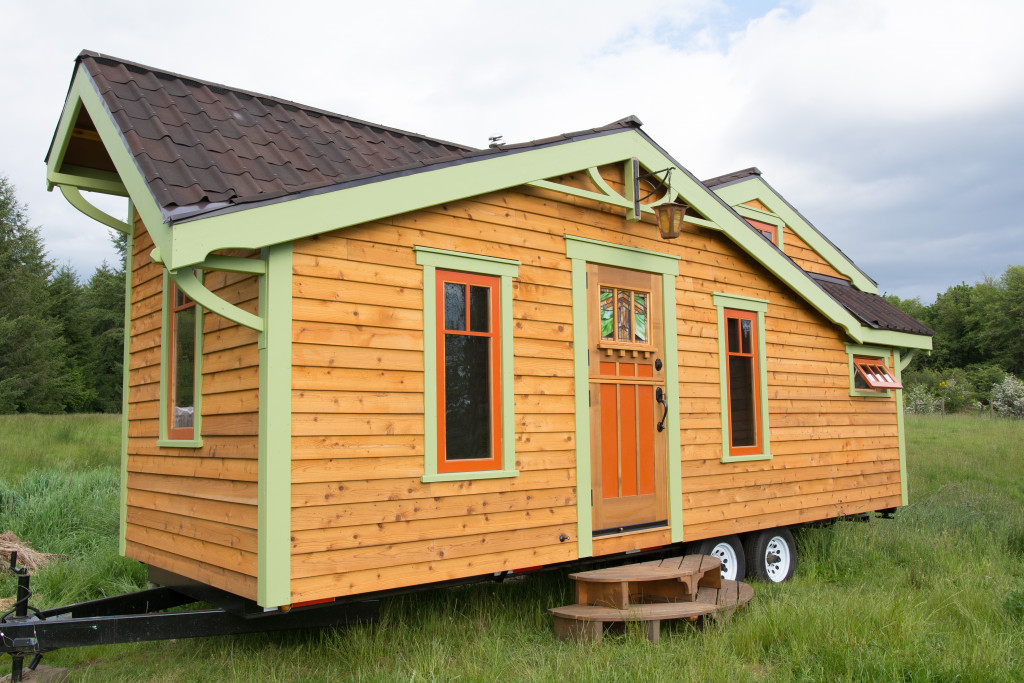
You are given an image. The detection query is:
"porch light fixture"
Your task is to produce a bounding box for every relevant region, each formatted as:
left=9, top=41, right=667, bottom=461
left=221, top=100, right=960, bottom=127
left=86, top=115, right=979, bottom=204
left=654, top=201, right=690, bottom=240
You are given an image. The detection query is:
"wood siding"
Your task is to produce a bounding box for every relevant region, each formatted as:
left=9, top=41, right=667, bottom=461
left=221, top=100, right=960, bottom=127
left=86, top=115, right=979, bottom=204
left=125, top=216, right=260, bottom=600
left=781, top=227, right=849, bottom=281
left=288, top=170, right=901, bottom=602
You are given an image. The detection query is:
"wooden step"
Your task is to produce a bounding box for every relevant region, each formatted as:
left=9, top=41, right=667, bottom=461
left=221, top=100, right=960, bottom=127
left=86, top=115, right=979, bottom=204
left=568, top=554, right=722, bottom=608
left=549, top=555, right=754, bottom=644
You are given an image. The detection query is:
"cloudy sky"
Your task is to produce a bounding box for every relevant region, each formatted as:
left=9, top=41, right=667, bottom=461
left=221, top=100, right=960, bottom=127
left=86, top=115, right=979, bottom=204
left=3, top=0, right=1022, bottom=301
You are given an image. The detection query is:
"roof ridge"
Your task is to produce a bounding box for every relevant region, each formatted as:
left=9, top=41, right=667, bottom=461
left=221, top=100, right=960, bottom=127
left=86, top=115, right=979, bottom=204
left=76, top=50, right=479, bottom=153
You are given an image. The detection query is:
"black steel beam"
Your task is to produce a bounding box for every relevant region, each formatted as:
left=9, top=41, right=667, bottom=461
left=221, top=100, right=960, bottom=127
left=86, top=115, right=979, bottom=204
left=2, top=601, right=377, bottom=654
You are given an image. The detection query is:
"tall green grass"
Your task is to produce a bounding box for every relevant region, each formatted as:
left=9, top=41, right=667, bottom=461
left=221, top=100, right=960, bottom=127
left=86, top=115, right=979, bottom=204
left=1, top=413, right=1022, bottom=681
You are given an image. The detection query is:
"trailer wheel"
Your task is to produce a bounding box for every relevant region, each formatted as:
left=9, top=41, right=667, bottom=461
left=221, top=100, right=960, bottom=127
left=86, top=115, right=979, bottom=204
left=688, top=535, right=746, bottom=580
left=744, top=528, right=797, bottom=583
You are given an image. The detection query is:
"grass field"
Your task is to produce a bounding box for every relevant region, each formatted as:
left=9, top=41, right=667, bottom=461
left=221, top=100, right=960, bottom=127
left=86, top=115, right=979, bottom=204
left=2, top=413, right=1023, bottom=681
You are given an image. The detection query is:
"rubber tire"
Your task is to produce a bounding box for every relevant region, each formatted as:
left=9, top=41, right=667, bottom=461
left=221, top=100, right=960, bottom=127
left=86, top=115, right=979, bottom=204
left=744, top=528, right=797, bottom=583
left=687, top=535, right=746, bottom=581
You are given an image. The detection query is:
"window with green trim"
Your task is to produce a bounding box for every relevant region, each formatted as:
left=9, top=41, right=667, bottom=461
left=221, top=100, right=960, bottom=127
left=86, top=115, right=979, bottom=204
left=159, top=272, right=204, bottom=447
left=436, top=270, right=502, bottom=473
left=724, top=309, right=762, bottom=455
left=846, top=344, right=899, bottom=397
left=713, top=293, right=771, bottom=462
left=415, top=247, right=519, bottom=482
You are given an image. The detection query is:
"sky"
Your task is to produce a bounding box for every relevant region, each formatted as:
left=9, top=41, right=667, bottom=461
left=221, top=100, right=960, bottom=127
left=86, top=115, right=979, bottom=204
left=2, top=0, right=1022, bottom=301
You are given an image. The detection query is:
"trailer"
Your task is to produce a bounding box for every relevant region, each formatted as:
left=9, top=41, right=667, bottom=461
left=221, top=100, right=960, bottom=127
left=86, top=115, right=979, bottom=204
left=37, top=50, right=932, bottom=629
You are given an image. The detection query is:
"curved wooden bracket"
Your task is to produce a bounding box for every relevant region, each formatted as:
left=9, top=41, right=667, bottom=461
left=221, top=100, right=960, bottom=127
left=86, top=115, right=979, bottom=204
left=58, top=184, right=131, bottom=234
left=169, top=268, right=264, bottom=332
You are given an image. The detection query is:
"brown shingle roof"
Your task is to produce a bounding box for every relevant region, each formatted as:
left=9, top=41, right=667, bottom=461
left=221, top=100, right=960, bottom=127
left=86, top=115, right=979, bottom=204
left=702, top=167, right=762, bottom=188
left=812, top=275, right=933, bottom=336
left=77, top=51, right=479, bottom=216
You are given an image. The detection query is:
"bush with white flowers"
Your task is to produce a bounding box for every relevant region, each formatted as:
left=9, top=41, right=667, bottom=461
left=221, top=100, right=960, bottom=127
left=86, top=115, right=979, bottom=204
left=991, top=374, right=1024, bottom=418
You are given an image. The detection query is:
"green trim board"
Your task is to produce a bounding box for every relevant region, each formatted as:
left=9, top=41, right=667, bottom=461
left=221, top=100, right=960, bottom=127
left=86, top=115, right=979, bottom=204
left=157, top=271, right=204, bottom=449
left=845, top=343, right=894, bottom=398
left=894, top=349, right=909, bottom=506
left=565, top=237, right=684, bottom=554
left=568, top=259, right=592, bottom=557
left=257, top=242, right=293, bottom=607
left=118, top=203, right=135, bottom=556
left=731, top=204, right=785, bottom=251
left=414, top=247, right=520, bottom=483
left=48, top=66, right=169, bottom=264
left=58, top=185, right=131, bottom=233
left=712, top=293, right=771, bottom=463
left=712, top=178, right=876, bottom=293
left=170, top=268, right=264, bottom=333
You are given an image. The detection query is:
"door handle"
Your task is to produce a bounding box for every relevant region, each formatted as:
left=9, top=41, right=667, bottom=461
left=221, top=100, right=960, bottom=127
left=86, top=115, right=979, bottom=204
left=656, top=387, right=668, bottom=432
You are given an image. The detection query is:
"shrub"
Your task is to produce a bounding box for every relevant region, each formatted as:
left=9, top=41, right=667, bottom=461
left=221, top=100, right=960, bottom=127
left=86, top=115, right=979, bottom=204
left=991, top=374, right=1024, bottom=418
left=938, top=370, right=975, bottom=413
left=904, top=384, right=939, bottom=414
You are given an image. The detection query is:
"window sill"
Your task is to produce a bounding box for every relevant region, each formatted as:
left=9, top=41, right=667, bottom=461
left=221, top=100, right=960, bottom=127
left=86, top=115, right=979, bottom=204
left=850, top=389, right=892, bottom=398
left=720, top=452, right=771, bottom=463
left=156, top=438, right=204, bottom=449
left=422, top=469, right=519, bottom=483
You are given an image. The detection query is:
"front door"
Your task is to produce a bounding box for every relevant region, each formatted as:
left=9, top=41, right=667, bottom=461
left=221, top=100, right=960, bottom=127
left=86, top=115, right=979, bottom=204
left=588, top=264, right=668, bottom=534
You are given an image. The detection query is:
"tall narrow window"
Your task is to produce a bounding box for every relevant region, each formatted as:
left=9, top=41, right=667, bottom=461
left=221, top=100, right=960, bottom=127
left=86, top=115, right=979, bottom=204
left=436, top=270, right=501, bottom=473
left=724, top=309, right=761, bottom=455
left=169, top=284, right=197, bottom=440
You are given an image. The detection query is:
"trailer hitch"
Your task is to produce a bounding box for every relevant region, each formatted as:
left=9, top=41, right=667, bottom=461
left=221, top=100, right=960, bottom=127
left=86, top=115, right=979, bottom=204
left=3, top=551, right=378, bottom=682
left=1, top=550, right=45, bottom=682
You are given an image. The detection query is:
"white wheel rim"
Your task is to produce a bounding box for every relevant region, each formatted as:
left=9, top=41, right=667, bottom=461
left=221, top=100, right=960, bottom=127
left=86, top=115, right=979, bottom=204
left=764, top=536, right=791, bottom=582
left=710, top=542, right=738, bottom=580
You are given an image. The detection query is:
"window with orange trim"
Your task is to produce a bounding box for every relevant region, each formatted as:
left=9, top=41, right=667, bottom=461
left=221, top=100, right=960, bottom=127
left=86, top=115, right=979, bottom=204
left=168, top=284, right=197, bottom=440
left=436, top=270, right=502, bottom=473
left=747, top=219, right=778, bottom=245
left=852, top=356, right=902, bottom=391
left=724, top=308, right=762, bottom=455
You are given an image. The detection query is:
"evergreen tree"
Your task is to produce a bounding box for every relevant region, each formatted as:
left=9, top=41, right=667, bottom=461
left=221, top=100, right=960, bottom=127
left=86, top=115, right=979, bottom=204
left=0, top=175, right=83, bottom=412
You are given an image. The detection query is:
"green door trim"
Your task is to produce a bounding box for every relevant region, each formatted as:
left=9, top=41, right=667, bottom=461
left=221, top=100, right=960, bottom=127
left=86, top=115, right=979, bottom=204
left=565, top=236, right=683, bottom=558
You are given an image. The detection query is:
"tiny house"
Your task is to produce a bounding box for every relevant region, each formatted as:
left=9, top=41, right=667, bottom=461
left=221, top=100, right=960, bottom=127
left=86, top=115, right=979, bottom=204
left=46, top=51, right=932, bottom=608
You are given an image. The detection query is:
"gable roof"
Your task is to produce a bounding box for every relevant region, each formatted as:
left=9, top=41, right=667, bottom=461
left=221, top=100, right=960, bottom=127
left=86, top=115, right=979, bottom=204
left=57, top=51, right=477, bottom=218
left=47, top=51, right=931, bottom=350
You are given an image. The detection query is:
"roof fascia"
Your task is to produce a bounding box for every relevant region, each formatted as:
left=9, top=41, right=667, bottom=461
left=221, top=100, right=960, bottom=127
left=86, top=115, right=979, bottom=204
left=48, top=64, right=171, bottom=257
left=165, top=130, right=660, bottom=268
left=712, top=177, right=878, bottom=293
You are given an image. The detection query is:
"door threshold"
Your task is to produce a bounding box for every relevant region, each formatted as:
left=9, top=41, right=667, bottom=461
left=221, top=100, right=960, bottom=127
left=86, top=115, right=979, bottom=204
left=592, top=521, right=669, bottom=538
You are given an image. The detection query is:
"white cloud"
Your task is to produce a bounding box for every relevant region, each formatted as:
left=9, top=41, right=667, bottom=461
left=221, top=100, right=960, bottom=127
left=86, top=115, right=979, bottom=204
left=2, top=0, right=1021, bottom=299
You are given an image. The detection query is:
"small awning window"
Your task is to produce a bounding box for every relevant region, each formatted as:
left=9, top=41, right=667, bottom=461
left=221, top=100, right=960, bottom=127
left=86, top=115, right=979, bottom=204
left=852, top=357, right=902, bottom=390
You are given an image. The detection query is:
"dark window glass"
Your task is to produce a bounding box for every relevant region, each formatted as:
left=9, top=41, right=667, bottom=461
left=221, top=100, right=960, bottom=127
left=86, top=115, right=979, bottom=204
left=727, top=317, right=740, bottom=353
left=741, top=318, right=753, bottom=354
left=469, top=285, right=490, bottom=333
left=172, top=300, right=196, bottom=431
left=444, top=282, right=465, bottom=331
left=729, top=355, right=756, bottom=447
left=444, top=334, right=491, bottom=460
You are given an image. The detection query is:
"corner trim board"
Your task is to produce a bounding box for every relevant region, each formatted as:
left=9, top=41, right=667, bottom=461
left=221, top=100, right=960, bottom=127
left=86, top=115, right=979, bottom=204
left=257, top=242, right=293, bottom=607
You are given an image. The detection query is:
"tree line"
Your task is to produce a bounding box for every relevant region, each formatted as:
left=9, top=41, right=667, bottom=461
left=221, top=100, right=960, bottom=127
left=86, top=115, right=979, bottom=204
left=886, top=265, right=1024, bottom=413
left=1, top=176, right=125, bottom=413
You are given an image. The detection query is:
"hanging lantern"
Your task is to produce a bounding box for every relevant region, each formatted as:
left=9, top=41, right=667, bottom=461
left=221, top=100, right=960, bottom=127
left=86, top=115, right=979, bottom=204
left=654, top=201, right=690, bottom=240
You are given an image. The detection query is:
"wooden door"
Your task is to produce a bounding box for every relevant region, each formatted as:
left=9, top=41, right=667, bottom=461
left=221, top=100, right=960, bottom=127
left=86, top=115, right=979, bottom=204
left=588, top=264, right=668, bottom=534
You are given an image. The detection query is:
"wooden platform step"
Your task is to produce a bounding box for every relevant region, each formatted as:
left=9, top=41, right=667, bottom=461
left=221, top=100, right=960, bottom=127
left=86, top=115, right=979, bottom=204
left=550, top=554, right=754, bottom=643
left=568, top=554, right=722, bottom=608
